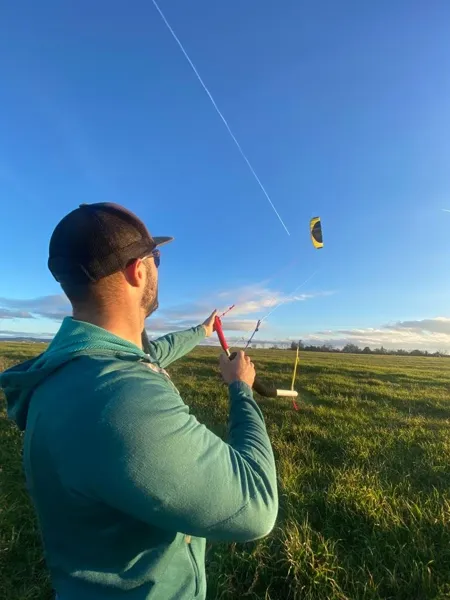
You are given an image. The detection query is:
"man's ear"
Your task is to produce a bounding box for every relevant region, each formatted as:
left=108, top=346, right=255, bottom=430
left=123, top=259, right=145, bottom=288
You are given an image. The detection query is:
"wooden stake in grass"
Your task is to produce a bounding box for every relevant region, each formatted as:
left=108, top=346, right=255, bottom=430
left=291, top=346, right=300, bottom=410
left=291, top=346, right=300, bottom=391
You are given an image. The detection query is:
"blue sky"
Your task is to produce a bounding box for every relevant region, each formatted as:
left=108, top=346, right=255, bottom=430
left=1, top=0, right=450, bottom=350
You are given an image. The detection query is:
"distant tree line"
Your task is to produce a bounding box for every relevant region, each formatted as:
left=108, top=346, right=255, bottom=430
left=288, top=340, right=448, bottom=358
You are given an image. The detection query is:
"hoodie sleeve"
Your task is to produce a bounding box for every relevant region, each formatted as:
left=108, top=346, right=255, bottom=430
left=147, top=325, right=206, bottom=368
left=86, top=372, right=278, bottom=542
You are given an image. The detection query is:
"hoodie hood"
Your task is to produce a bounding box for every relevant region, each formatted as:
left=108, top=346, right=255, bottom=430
left=0, top=317, right=148, bottom=431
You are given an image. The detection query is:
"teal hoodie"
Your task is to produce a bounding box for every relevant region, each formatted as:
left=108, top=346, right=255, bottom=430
left=1, top=317, right=278, bottom=600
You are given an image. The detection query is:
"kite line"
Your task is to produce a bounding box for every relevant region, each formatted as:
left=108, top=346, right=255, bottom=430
left=244, top=268, right=320, bottom=348
left=262, top=269, right=320, bottom=322
left=151, top=0, right=290, bottom=236
left=150, top=3, right=326, bottom=403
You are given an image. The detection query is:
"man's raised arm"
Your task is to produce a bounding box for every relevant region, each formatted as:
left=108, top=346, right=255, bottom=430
left=145, top=311, right=216, bottom=368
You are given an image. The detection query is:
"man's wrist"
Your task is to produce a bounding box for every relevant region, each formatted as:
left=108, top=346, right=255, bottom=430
left=228, top=380, right=253, bottom=397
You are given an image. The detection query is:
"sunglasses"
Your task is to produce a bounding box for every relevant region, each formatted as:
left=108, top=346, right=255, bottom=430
left=132, top=248, right=161, bottom=270
left=140, top=248, right=160, bottom=268
left=152, top=248, right=161, bottom=268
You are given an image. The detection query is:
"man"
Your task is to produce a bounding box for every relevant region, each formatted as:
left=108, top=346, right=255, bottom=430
left=1, top=203, right=278, bottom=600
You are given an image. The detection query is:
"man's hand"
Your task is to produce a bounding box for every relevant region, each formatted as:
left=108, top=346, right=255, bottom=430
left=202, top=310, right=217, bottom=337
left=220, top=351, right=256, bottom=388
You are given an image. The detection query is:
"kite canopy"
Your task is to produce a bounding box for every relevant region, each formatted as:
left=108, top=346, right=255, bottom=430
left=310, top=217, right=323, bottom=249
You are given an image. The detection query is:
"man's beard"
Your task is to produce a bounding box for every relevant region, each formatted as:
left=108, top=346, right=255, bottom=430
left=141, top=275, right=159, bottom=318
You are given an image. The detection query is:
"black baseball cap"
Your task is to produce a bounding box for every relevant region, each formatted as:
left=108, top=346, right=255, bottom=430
left=48, top=202, right=173, bottom=284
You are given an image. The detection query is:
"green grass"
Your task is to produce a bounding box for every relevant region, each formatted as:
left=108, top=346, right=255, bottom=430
left=1, top=344, right=450, bottom=599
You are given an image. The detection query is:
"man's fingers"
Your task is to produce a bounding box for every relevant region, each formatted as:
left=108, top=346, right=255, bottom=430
left=219, top=348, right=256, bottom=387
left=205, top=310, right=217, bottom=325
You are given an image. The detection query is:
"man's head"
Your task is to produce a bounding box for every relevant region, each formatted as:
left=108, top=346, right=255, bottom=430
left=48, top=202, right=173, bottom=328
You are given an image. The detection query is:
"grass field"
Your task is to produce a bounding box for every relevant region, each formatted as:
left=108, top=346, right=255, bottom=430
left=1, top=342, right=450, bottom=599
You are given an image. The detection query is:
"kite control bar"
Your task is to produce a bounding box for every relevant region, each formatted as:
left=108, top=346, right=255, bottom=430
left=141, top=319, right=297, bottom=401
left=213, top=316, right=298, bottom=399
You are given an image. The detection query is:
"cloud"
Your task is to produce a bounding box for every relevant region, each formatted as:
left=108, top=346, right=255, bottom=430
left=0, top=283, right=331, bottom=340
left=1, top=291, right=448, bottom=354
left=0, top=309, right=35, bottom=319
left=0, top=295, right=70, bottom=321
left=299, top=317, right=450, bottom=352
left=0, top=330, right=52, bottom=340
left=162, top=284, right=333, bottom=324
left=145, top=284, right=333, bottom=338
left=146, top=319, right=268, bottom=340
left=216, top=284, right=332, bottom=316
left=219, top=320, right=259, bottom=331
left=386, top=317, right=450, bottom=335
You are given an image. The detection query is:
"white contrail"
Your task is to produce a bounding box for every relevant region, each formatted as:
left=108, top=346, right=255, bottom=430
left=442, top=209, right=450, bottom=213
left=151, top=0, right=290, bottom=236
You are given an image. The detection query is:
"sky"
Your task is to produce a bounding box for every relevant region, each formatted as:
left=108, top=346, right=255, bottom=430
left=1, top=0, right=450, bottom=351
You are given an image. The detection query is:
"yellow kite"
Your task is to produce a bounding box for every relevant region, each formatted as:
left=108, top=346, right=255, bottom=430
left=310, top=217, right=323, bottom=249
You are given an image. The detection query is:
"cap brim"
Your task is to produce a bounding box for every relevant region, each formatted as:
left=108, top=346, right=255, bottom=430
left=153, top=236, right=174, bottom=247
